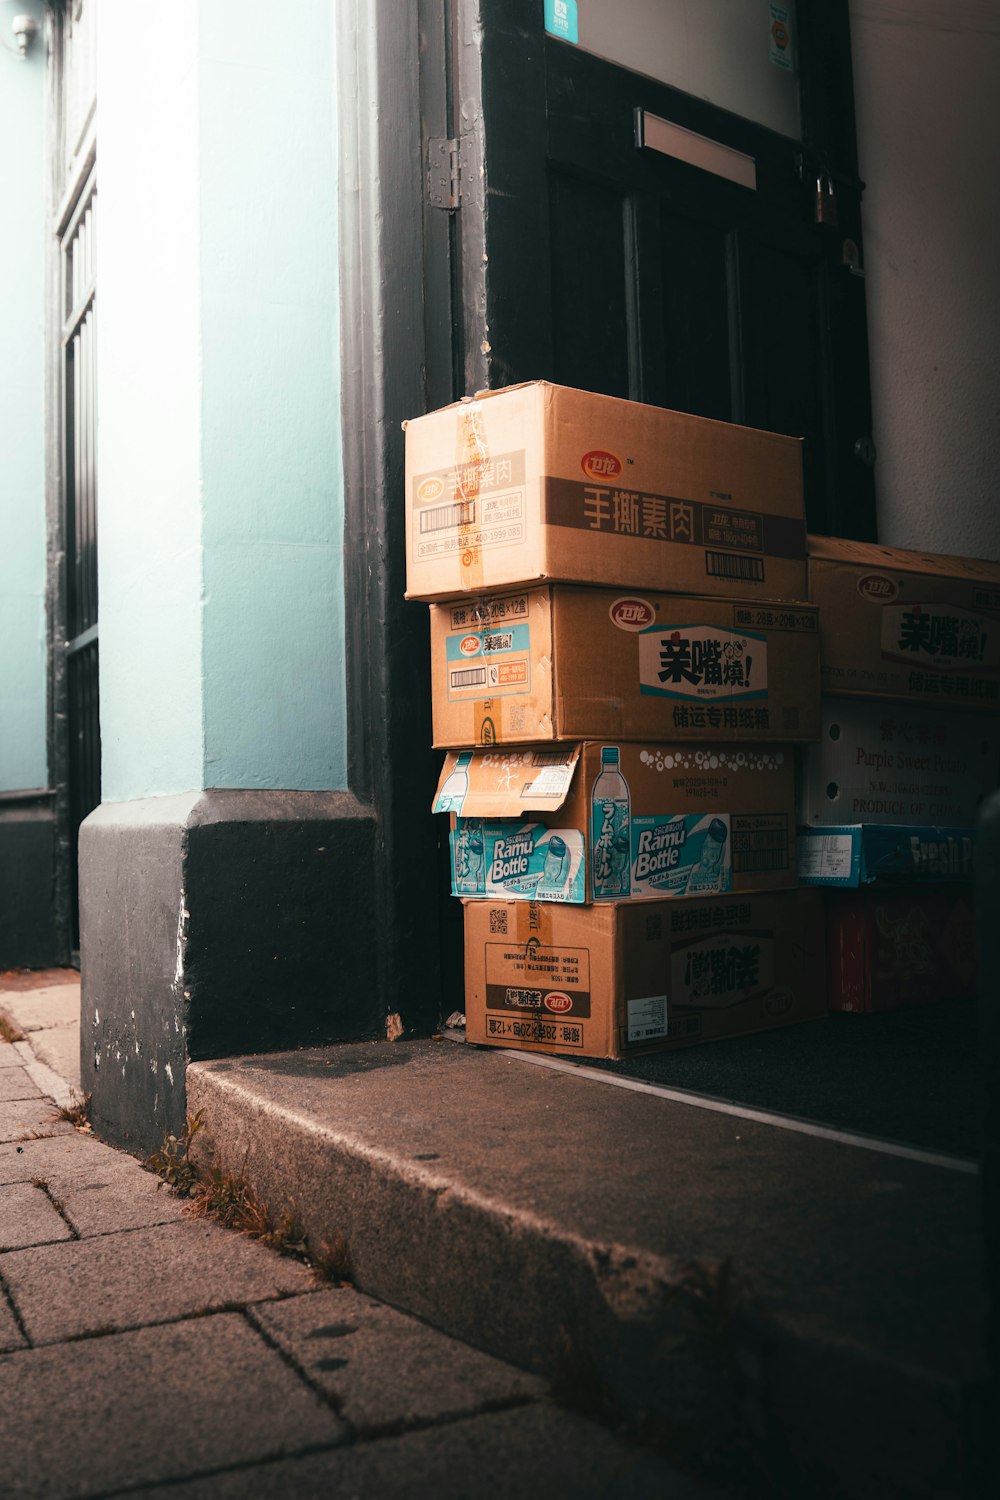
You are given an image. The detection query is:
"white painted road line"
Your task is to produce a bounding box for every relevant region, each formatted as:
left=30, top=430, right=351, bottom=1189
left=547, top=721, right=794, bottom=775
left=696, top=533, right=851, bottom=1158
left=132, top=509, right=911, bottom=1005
left=504, top=1048, right=980, bottom=1176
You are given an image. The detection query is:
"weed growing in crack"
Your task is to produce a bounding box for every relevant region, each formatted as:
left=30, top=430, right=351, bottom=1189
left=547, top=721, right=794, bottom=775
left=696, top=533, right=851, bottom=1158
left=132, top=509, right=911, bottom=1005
left=50, top=1090, right=93, bottom=1133
left=145, top=1114, right=350, bottom=1284
left=31, top=1176, right=67, bottom=1215
left=310, top=1231, right=352, bottom=1284
left=144, top=1109, right=205, bottom=1194
left=187, top=1163, right=270, bottom=1234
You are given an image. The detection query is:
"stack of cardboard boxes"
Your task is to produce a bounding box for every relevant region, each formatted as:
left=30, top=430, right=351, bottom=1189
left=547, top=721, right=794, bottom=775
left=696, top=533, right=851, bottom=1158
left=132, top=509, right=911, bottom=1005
left=404, top=382, right=826, bottom=1059
left=797, top=538, right=1000, bottom=1010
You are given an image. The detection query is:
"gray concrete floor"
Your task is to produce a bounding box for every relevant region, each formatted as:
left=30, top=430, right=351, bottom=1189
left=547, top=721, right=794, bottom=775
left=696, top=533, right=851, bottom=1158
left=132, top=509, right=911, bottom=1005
left=3, top=970, right=990, bottom=1498
left=594, top=999, right=980, bottom=1158
left=0, top=971, right=706, bottom=1500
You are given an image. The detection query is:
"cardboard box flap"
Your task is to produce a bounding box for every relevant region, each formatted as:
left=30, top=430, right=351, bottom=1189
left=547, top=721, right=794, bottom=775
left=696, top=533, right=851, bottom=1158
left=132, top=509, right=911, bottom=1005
left=808, top=533, right=1000, bottom=584
left=472, top=380, right=551, bottom=402
left=402, top=382, right=546, bottom=430
left=433, top=746, right=582, bottom=818
left=473, top=382, right=803, bottom=447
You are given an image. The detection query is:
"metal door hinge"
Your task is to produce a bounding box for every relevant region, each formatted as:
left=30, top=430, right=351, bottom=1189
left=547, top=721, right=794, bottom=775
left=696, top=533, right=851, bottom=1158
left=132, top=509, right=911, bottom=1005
left=427, top=136, right=461, bottom=210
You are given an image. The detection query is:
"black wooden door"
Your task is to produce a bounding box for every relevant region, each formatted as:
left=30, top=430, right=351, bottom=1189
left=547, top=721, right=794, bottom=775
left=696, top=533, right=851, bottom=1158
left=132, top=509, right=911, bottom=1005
left=438, top=0, right=875, bottom=540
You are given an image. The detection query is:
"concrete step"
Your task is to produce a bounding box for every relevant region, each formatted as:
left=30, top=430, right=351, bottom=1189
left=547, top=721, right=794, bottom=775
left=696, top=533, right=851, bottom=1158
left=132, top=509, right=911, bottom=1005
left=188, top=1039, right=991, bottom=1498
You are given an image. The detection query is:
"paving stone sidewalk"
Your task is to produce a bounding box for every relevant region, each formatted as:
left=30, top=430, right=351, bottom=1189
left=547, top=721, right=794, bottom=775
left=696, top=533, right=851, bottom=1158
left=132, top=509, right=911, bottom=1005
left=0, top=982, right=702, bottom=1499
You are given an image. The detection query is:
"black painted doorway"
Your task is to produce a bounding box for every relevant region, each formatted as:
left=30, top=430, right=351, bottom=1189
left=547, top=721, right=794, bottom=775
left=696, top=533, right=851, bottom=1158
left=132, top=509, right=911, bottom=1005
left=428, top=0, right=875, bottom=541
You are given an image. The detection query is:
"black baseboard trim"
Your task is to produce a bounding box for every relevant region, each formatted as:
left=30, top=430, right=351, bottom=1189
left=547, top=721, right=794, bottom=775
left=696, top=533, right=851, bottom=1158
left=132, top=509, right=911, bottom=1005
left=0, top=792, right=64, bottom=969
left=79, top=789, right=379, bottom=1153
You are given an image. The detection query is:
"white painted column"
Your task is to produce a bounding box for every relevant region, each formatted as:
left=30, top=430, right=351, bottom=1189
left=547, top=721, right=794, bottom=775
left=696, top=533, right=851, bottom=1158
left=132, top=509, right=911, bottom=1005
left=850, top=0, right=1000, bottom=560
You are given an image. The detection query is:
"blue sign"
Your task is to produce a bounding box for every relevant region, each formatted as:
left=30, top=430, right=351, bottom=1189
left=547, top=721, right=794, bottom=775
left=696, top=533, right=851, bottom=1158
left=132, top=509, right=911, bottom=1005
left=544, top=0, right=579, bottom=45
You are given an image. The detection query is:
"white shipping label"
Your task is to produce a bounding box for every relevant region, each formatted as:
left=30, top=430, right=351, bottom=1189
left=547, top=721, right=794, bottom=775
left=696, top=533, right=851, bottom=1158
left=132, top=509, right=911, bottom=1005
left=627, top=994, right=668, bottom=1044
left=798, top=833, right=855, bottom=882
left=638, top=625, right=767, bottom=701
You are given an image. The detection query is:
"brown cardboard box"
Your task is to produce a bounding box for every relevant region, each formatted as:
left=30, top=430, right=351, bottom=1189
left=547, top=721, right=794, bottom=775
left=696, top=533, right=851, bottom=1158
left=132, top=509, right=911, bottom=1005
left=799, top=697, right=1000, bottom=827
left=464, top=888, right=826, bottom=1059
left=808, top=535, right=1000, bottom=710
left=434, top=741, right=797, bottom=903
left=404, top=383, right=806, bottom=602
left=430, top=586, right=820, bottom=747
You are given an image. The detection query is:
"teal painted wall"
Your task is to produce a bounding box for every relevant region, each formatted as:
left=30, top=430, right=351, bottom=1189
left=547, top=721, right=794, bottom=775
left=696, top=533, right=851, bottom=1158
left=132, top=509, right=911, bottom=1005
left=0, top=3, right=47, bottom=794
left=199, top=3, right=347, bottom=791
left=98, top=1, right=347, bottom=802
left=97, top=11, right=205, bottom=803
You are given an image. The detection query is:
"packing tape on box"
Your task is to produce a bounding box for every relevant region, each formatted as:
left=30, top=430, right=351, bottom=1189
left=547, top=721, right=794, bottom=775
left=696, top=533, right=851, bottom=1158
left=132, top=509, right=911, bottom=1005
left=515, top=899, right=553, bottom=957
left=455, top=406, right=488, bottom=593
left=475, top=700, right=497, bottom=745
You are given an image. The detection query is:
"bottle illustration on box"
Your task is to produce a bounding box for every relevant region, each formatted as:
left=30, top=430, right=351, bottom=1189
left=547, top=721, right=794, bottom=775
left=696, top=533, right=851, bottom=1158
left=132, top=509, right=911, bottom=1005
left=454, top=824, right=485, bottom=895
left=592, top=746, right=631, bottom=898
left=436, top=751, right=472, bottom=813
left=537, top=834, right=569, bottom=897
left=687, top=817, right=729, bottom=894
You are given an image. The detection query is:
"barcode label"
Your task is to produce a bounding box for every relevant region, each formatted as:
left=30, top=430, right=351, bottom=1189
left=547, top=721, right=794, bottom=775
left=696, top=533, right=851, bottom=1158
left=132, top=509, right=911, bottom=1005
left=673, top=1016, right=702, bottom=1038
left=523, top=765, right=575, bottom=798
left=450, top=667, right=488, bottom=689
left=705, top=551, right=764, bottom=582
left=733, top=849, right=788, bottom=871
left=419, top=500, right=476, bottom=534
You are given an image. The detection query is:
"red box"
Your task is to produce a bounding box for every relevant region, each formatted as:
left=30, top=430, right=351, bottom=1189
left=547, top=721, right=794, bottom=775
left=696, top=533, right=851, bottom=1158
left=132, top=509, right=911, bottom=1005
left=826, top=887, right=977, bottom=1012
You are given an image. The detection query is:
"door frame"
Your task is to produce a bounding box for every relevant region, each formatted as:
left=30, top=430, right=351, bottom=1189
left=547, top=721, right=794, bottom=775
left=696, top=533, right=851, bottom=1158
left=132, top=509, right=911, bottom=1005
left=336, top=0, right=446, bottom=1028
left=44, top=0, right=99, bottom=963
left=333, top=1, right=875, bottom=1028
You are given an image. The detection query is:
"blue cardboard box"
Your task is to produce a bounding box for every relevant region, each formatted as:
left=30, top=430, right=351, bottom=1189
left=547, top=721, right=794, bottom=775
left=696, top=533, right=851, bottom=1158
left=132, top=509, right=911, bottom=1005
left=797, top=823, right=975, bottom=888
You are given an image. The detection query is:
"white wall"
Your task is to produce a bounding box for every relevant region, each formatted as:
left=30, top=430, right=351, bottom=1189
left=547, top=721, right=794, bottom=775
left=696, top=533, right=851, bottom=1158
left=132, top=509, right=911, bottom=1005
left=850, top=0, right=1000, bottom=559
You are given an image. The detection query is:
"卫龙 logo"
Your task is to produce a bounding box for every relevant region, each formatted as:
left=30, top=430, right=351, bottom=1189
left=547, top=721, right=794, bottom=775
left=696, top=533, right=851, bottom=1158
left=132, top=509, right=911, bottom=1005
left=581, top=450, right=623, bottom=481
left=544, top=991, right=574, bottom=1014
left=857, top=573, right=899, bottom=602
left=610, top=597, right=656, bottom=631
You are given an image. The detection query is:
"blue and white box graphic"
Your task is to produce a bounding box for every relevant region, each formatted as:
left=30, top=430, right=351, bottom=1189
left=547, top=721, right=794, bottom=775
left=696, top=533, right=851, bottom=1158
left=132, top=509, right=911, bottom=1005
left=452, top=820, right=586, bottom=902
left=625, top=814, right=733, bottom=901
